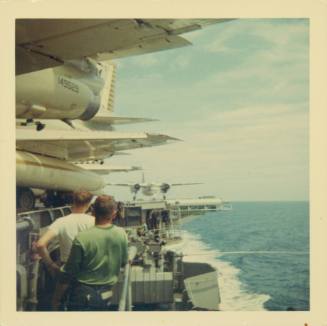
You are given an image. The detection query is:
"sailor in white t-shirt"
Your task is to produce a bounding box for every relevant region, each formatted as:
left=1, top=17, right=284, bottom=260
left=48, top=212, right=94, bottom=263
left=36, top=191, right=94, bottom=273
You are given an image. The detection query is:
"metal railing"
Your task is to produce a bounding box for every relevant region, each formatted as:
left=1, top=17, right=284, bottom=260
left=118, top=246, right=137, bottom=311
left=143, top=222, right=182, bottom=241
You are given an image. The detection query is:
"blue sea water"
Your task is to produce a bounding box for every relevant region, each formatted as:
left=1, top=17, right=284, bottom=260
left=180, top=201, right=309, bottom=311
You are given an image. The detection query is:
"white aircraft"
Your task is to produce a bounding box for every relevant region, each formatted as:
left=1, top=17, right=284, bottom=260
left=16, top=19, right=233, bottom=125
left=15, top=19, right=232, bottom=209
left=16, top=61, right=178, bottom=209
left=16, top=128, right=178, bottom=209
left=15, top=59, right=173, bottom=205
left=16, top=60, right=157, bottom=130
left=108, top=174, right=201, bottom=200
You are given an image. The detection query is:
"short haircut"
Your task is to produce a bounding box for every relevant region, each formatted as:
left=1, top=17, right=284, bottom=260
left=73, top=191, right=93, bottom=206
left=93, top=195, right=117, bottom=219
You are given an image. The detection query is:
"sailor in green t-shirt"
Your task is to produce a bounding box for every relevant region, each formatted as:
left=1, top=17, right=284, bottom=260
left=52, top=195, right=128, bottom=311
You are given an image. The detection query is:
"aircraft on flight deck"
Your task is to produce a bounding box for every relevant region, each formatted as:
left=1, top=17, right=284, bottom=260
left=16, top=58, right=179, bottom=210
left=15, top=19, right=233, bottom=210
left=16, top=19, right=233, bottom=126
left=16, top=127, right=178, bottom=209
left=108, top=173, right=202, bottom=200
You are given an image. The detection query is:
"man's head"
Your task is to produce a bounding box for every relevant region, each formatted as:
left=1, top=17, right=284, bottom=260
left=93, top=195, right=117, bottom=223
left=72, top=191, right=93, bottom=211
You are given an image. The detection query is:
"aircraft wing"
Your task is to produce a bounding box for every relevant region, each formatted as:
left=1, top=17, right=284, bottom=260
left=82, top=116, right=157, bottom=130
left=106, top=183, right=134, bottom=187
left=16, top=129, right=179, bottom=162
left=16, top=19, right=233, bottom=75
left=171, top=183, right=202, bottom=186
left=75, top=164, right=142, bottom=175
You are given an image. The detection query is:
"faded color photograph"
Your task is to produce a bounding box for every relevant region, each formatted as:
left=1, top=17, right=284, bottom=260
left=16, top=19, right=309, bottom=312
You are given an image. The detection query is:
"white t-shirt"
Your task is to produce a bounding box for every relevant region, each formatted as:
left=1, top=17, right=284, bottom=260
left=49, top=213, right=94, bottom=262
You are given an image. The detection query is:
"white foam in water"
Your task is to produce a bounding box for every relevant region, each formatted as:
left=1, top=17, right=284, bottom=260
left=167, top=231, right=271, bottom=311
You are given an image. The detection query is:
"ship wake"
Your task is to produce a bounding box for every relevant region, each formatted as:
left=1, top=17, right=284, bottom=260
left=168, top=231, right=271, bottom=311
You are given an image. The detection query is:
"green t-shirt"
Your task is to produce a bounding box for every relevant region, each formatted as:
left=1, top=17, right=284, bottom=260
left=62, top=224, right=128, bottom=286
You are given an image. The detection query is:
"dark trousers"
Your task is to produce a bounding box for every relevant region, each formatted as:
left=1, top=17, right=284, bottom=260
left=67, top=283, right=114, bottom=311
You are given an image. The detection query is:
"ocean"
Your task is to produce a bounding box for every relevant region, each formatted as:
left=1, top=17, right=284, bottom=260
left=178, top=201, right=309, bottom=311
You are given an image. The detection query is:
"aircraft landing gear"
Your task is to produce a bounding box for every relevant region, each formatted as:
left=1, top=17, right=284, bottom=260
left=17, top=187, right=35, bottom=211
left=20, top=119, right=45, bottom=131
left=35, top=122, right=45, bottom=131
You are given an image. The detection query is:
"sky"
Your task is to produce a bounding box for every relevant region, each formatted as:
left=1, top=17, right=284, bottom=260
left=105, top=19, right=309, bottom=202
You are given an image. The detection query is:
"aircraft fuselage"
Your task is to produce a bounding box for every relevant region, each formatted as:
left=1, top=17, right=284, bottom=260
left=16, top=150, right=105, bottom=192
left=16, top=63, right=102, bottom=121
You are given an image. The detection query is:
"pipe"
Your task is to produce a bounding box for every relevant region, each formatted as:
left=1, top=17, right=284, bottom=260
left=16, top=264, right=28, bottom=311
left=16, top=216, right=35, bottom=232
left=16, top=220, right=31, bottom=232
left=118, top=246, right=137, bottom=311
left=27, top=259, right=40, bottom=310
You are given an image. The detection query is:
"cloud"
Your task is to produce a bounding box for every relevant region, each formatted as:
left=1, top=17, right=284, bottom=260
left=169, top=105, right=308, bottom=163
left=202, top=29, right=235, bottom=54
left=169, top=54, right=191, bottom=70
left=199, top=19, right=309, bottom=55
left=126, top=53, right=160, bottom=67
left=251, top=21, right=309, bottom=47
left=199, top=104, right=307, bottom=129
left=127, top=102, right=306, bottom=198
left=110, top=19, right=309, bottom=201
left=116, top=19, right=308, bottom=121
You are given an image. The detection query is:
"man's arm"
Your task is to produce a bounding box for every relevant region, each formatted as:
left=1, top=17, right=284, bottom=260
left=36, top=229, right=60, bottom=273
left=52, top=239, right=83, bottom=310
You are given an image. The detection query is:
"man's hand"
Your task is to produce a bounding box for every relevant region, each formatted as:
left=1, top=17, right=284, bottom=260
left=36, top=229, right=58, bottom=276
left=47, top=262, right=61, bottom=277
